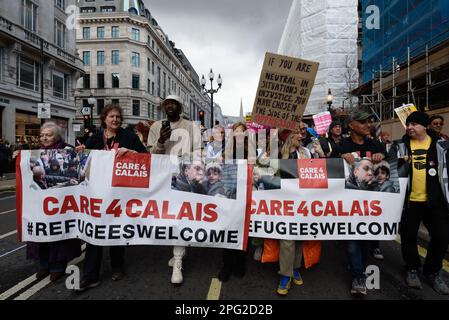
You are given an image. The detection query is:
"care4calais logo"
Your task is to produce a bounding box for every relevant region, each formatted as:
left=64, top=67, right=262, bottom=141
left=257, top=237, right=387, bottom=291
left=112, top=154, right=151, bottom=188
left=298, top=159, right=328, bottom=189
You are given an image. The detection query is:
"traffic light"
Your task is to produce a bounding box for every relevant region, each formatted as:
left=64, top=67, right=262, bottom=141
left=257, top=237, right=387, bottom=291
left=83, top=115, right=91, bottom=127
left=199, top=111, right=205, bottom=127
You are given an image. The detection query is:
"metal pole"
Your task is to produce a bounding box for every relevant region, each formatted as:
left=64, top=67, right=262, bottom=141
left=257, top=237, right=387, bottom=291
left=40, top=38, right=44, bottom=125
left=407, top=47, right=411, bottom=104
left=210, top=91, right=214, bottom=129
left=426, top=45, right=429, bottom=110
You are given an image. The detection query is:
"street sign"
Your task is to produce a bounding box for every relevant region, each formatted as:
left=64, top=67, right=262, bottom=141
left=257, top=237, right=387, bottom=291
left=81, top=107, right=91, bottom=116
left=38, top=103, right=51, bottom=119
left=73, top=124, right=81, bottom=132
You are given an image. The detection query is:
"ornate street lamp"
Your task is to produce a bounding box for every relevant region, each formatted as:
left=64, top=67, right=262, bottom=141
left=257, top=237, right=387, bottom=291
left=326, top=88, right=333, bottom=112
left=201, top=68, right=222, bottom=128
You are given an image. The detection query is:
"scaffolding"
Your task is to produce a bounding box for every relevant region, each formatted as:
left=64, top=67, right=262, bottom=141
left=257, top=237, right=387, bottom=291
left=359, top=32, right=449, bottom=122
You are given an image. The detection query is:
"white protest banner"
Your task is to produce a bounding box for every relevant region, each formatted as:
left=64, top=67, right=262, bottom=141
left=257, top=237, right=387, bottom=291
left=395, top=104, right=418, bottom=128
left=313, top=112, right=333, bottom=135
left=250, top=158, right=408, bottom=240
left=16, top=150, right=251, bottom=250
left=252, top=52, right=319, bottom=131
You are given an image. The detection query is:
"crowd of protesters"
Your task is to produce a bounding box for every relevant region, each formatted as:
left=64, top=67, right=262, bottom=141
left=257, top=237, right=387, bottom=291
left=8, top=94, right=449, bottom=298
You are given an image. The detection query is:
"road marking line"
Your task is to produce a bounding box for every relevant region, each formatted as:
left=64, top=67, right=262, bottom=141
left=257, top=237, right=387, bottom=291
left=206, top=278, right=222, bottom=300
left=0, top=245, right=26, bottom=259
left=0, top=273, right=38, bottom=300
left=0, top=244, right=86, bottom=300
left=0, top=196, right=16, bottom=201
left=0, top=230, right=17, bottom=240
left=0, top=209, right=15, bottom=215
left=14, top=252, right=86, bottom=301
left=395, top=237, right=449, bottom=274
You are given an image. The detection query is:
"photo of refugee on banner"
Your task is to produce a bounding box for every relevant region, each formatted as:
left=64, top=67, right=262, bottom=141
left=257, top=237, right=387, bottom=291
left=17, top=152, right=252, bottom=251
left=345, top=158, right=400, bottom=193
left=28, top=149, right=91, bottom=191
left=249, top=158, right=408, bottom=241
left=171, top=161, right=238, bottom=200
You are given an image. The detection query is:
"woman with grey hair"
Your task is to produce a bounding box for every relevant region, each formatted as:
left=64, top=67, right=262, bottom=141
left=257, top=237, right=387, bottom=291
left=25, top=122, right=81, bottom=282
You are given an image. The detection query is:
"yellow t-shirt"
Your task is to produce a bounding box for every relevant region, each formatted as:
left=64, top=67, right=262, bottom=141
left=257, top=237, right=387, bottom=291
left=410, top=135, right=431, bottom=202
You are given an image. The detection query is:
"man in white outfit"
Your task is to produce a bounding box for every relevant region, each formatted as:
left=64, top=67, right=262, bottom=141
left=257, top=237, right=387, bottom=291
left=147, top=95, right=202, bottom=284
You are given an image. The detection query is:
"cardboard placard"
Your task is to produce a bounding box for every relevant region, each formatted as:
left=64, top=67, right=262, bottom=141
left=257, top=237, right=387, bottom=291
left=252, top=52, right=319, bottom=131
left=394, top=104, right=418, bottom=128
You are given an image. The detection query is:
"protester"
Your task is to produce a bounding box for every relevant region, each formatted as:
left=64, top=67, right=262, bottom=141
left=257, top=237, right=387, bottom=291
left=75, top=104, right=147, bottom=292
left=336, top=110, right=387, bottom=296
left=25, top=122, right=81, bottom=282
left=147, top=95, right=201, bottom=285
left=273, top=129, right=311, bottom=296
left=428, top=115, right=449, bottom=140
left=392, top=111, right=449, bottom=295
left=318, top=121, right=343, bottom=158
left=0, top=138, right=10, bottom=180
left=218, top=122, right=253, bottom=282
left=379, top=131, right=393, bottom=153
left=205, top=124, right=225, bottom=162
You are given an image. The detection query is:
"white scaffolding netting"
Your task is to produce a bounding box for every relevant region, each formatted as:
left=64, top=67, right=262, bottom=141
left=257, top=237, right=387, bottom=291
left=278, top=0, right=359, bottom=116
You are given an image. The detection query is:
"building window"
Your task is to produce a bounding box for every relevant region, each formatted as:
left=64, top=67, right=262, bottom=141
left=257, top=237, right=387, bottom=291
left=131, top=52, right=140, bottom=67
left=83, top=74, right=90, bottom=89
left=132, top=74, right=140, bottom=90
left=147, top=58, right=151, bottom=72
left=163, top=72, right=166, bottom=98
left=0, top=48, right=3, bottom=80
left=16, top=56, right=40, bottom=91
left=97, top=51, right=105, bottom=65
left=111, top=50, right=120, bottom=65
left=80, top=7, right=95, bottom=13
left=112, top=26, right=119, bottom=38
left=97, top=99, right=105, bottom=115
left=22, top=0, right=38, bottom=32
left=151, top=82, right=155, bottom=95
left=112, top=73, right=119, bottom=88
left=97, top=73, right=105, bottom=89
left=148, top=103, right=154, bottom=119
left=54, top=20, right=66, bottom=48
left=157, top=67, right=161, bottom=97
left=112, top=99, right=119, bottom=106
left=83, top=51, right=90, bottom=66
left=83, top=27, right=90, bottom=39
left=131, top=28, right=140, bottom=41
left=151, top=62, right=155, bottom=75
left=52, top=71, right=68, bottom=99
left=100, top=6, right=115, bottom=12
left=151, top=40, right=155, bottom=50
left=97, top=27, right=105, bottom=39
left=55, top=0, right=65, bottom=10
left=132, top=100, right=140, bottom=117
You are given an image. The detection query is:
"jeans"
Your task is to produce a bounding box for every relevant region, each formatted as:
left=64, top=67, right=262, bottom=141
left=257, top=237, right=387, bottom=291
left=346, top=240, right=368, bottom=280
left=400, top=202, right=449, bottom=275
left=83, top=244, right=125, bottom=281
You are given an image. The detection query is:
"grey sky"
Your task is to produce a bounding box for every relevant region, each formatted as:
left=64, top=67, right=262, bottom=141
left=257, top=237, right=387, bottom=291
left=144, top=0, right=293, bottom=116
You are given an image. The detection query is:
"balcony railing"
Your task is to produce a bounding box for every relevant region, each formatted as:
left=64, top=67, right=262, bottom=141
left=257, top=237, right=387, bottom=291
left=0, top=15, right=83, bottom=70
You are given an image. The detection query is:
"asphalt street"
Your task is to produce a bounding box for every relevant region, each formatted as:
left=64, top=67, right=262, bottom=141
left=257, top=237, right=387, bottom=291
left=1, top=190, right=449, bottom=301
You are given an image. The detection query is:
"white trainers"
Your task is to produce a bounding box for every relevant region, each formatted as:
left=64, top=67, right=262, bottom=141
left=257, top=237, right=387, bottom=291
left=253, top=246, right=263, bottom=261
left=168, top=252, right=186, bottom=267
left=171, top=259, right=183, bottom=284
